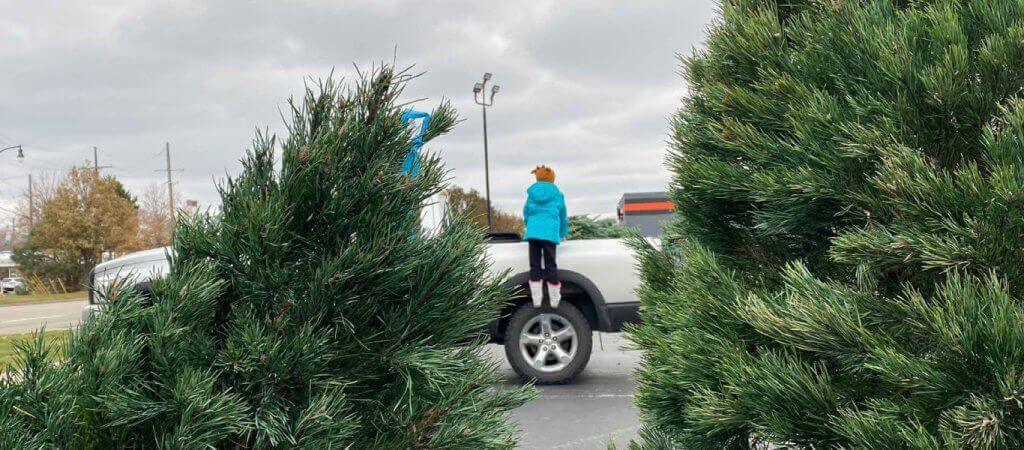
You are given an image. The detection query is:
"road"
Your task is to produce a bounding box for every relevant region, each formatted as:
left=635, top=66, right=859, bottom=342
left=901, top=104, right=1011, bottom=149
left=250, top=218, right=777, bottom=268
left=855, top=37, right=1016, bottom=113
left=486, top=333, right=641, bottom=449
left=0, top=301, right=641, bottom=449
left=0, top=298, right=87, bottom=334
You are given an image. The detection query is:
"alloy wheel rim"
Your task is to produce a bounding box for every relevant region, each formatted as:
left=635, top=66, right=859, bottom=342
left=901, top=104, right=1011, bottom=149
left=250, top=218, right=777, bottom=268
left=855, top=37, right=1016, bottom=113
left=519, top=312, right=578, bottom=373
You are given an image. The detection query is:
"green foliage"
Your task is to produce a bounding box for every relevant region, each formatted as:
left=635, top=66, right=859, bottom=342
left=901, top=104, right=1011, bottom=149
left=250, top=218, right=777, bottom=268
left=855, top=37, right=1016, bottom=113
left=0, top=330, right=67, bottom=370
left=11, top=244, right=82, bottom=287
left=112, top=179, right=139, bottom=209
left=0, top=65, right=531, bottom=448
left=631, top=0, right=1024, bottom=448
left=567, top=215, right=631, bottom=240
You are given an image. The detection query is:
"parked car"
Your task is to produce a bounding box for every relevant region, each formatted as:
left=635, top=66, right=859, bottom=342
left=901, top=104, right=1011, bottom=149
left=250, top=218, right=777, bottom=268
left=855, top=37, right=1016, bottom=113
left=1, top=277, right=25, bottom=294
left=85, top=236, right=642, bottom=384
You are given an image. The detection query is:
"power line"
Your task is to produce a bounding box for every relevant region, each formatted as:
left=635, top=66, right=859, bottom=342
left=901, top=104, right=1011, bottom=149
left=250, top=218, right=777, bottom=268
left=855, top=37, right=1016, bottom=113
left=0, top=172, right=26, bottom=202
left=0, top=131, right=15, bottom=147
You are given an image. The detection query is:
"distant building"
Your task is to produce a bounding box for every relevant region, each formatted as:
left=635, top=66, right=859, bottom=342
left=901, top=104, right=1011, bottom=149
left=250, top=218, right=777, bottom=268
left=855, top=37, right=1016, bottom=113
left=617, top=192, right=673, bottom=237
left=0, top=251, right=16, bottom=278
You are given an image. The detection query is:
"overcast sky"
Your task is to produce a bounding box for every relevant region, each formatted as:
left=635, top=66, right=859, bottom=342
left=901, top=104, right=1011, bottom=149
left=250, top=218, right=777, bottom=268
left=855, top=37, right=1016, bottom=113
left=0, top=1, right=717, bottom=219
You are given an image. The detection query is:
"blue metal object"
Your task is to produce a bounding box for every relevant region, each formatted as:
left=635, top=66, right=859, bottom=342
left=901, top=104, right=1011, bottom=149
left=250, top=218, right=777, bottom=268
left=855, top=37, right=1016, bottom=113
left=400, top=109, right=431, bottom=175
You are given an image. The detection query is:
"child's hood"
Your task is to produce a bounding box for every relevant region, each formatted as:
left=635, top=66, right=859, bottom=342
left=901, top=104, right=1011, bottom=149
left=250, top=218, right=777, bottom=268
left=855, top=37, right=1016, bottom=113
left=527, top=182, right=561, bottom=204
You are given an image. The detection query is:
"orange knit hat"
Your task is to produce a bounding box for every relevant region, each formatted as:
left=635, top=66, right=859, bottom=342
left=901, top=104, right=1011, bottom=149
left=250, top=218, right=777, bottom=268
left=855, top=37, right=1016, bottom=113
left=532, top=165, right=556, bottom=182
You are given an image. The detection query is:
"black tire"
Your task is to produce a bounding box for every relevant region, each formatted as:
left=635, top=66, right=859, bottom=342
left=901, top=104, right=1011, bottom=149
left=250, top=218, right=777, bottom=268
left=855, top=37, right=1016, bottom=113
left=504, top=301, right=592, bottom=384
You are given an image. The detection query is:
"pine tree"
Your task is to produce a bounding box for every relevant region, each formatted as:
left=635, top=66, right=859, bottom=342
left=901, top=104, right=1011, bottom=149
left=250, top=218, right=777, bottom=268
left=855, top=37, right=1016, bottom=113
left=630, top=1, right=1024, bottom=448
left=0, top=66, right=531, bottom=448
left=567, top=215, right=631, bottom=240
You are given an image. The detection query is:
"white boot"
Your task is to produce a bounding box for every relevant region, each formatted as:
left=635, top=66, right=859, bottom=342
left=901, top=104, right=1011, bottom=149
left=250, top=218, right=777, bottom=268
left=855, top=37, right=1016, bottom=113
left=547, top=282, right=562, bottom=309
left=529, top=280, right=544, bottom=308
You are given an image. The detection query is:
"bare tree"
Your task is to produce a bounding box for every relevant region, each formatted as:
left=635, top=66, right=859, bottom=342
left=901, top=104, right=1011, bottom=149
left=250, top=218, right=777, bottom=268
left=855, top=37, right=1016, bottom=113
left=135, top=182, right=177, bottom=249
left=8, top=171, right=61, bottom=246
left=444, top=186, right=523, bottom=234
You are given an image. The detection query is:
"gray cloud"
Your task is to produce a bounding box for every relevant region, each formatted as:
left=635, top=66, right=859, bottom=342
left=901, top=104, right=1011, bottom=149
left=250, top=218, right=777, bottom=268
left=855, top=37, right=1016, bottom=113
left=0, top=0, right=715, bottom=218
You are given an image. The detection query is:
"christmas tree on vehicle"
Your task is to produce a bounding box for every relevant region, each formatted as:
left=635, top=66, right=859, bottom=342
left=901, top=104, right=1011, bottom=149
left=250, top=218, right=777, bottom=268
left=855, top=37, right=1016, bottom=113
left=0, top=65, right=531, bottom=448
left=631, top=0, right=1024, bottom=448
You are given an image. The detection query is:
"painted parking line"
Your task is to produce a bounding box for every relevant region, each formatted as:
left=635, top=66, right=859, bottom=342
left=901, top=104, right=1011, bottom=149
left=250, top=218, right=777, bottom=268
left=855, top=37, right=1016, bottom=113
left=0, top=315, right=61, bottom=324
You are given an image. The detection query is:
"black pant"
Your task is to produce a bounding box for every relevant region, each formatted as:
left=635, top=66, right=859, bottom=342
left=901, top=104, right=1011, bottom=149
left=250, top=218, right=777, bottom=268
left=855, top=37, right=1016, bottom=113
left=528, top=239, right=558, bottom=284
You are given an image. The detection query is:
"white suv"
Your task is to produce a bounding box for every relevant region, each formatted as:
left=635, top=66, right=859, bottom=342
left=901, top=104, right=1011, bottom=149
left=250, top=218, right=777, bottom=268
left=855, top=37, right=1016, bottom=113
left=86, top=236, right=644, bottom=384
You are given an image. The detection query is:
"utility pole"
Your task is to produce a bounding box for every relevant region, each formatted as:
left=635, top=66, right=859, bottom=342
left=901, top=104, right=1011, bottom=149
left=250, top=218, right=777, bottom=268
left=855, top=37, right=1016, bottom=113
left=9, top=217, right=14, bottom=252
left=27, top=174, right=33, bottom=227
left=164, top=142, right=175, bottom=225
left=91, top=147, right=112, bottom=175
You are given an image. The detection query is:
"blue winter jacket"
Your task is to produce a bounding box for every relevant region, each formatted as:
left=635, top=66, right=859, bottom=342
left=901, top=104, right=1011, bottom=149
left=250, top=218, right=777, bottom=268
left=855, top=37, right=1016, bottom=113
left=522, top=182, right=569, bottom=244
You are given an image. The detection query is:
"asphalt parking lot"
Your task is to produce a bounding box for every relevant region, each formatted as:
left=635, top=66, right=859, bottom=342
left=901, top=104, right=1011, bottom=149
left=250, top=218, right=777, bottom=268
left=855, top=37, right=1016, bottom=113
left=486, top=333, right=641, bottom=449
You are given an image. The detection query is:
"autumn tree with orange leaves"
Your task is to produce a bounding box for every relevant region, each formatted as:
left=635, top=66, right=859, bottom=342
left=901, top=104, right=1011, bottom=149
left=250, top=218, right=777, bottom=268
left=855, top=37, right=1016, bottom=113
left=15, top=165, right=138, bottom=286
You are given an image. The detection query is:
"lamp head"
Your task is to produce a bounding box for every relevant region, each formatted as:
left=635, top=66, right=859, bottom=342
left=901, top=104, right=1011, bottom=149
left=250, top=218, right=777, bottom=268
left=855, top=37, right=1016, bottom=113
left=483, top=72, right=492, bottom=82
left=473, top=82, right=483, bottom=94
left=491, top=85, right=500, bottom=95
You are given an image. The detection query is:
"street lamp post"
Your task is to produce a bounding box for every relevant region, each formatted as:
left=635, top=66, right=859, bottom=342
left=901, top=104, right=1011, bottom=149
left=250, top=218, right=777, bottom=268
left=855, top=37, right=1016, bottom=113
left=473, top=73, right=500, bottom=232
left=1, top=145, right=24, bottom=252
left=0, top=145, right=24, bottom=162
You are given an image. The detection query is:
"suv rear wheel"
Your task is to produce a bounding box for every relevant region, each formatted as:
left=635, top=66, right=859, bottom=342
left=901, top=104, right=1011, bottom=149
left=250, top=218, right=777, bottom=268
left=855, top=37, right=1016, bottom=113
left=504, top=301, right=592, bottom=384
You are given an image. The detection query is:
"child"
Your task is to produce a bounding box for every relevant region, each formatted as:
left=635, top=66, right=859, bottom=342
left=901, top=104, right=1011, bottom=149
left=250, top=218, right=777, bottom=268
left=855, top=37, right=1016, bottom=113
left=522, top=165, right=569, bottom=308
